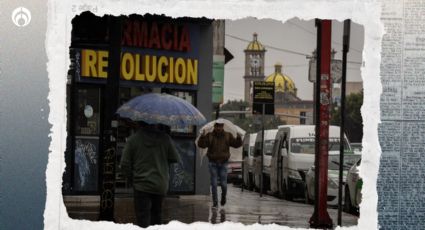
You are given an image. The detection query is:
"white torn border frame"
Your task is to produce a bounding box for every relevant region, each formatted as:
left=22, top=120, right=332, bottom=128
left=44, top=0, right=384, bottom=229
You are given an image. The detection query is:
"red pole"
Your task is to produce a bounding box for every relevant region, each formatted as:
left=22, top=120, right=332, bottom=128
left=310, top=19, right=333, bottom=228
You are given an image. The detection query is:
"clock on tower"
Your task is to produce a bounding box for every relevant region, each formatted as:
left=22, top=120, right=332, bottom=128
left=251, top=55, right=261, bottom=67
left=249, top=55, right=261, bottom=76
left=243, top=33, right=266, bottom=104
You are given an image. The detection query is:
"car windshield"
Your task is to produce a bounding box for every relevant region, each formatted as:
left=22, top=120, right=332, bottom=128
left=329, top=154, right=361, bottom=170
left=290, top=137, right=350, bottom=154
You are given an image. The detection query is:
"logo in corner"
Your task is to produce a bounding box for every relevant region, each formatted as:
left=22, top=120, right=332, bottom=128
left=12, top=7, right=31, bottom=27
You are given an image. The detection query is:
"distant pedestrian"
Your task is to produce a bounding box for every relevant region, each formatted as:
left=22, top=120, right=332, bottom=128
left=120, top=122, right=180, bottom=227
left=197, top=121, right=242, bottom=208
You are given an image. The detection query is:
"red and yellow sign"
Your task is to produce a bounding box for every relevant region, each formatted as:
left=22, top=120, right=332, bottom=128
left=121, top=20, right=191, bottom=52
left=80, top=49, right=198, bottom=85
left=75, top=18, right=199, bottom=87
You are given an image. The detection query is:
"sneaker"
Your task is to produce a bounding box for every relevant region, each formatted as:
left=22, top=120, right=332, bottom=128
left=220, top=195, right=226, bottom=206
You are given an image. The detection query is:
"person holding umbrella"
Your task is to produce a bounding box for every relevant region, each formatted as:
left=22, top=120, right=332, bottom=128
left=117, top=93, right=207, bottom=227
left=120, top=121, right=180, bottom=227
left=197, top=120, right=243, bottom=208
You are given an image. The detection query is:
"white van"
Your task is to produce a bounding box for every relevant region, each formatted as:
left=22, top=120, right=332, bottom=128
left=270, top=125, right=351, bottom=200
left=242, top=133, right=257, bottom=189
left=252, top=129, right=278, bottom=191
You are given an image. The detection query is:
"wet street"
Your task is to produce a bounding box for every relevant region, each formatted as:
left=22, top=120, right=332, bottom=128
left=163, top=185, right=357, bottom=228
left=66, top=184, right=358, bottom=228
left=110, top=184, right=358, bottom=228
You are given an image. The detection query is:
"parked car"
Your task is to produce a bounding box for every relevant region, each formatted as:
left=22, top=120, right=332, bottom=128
left=227, top=139, right=244, bottom=184
left=304, top=152, right=361, bottom=205
left=270, top=125, right=351, bottom=200
left=253, top=129, right=278, bottom=192
left=242, top=133, right=257, bottom=189
left=227, top=161, right=242, bottom=183
left=350, top=142, right=362, bottom=153
left=344, top=158, right=362, bottom=214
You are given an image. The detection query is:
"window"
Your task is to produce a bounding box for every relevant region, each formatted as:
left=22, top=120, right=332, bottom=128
left=166, top=90, right=196, bottom=135
left=290, top=137, right=350, bottom=154
left=75, top=88, right=101, bottom=136
left=73, top=87, right=101, bottom=192
left=291, top=138, right=315, bottom=154
left=264, top=140, right=275, bottom=156
left=254, top=140, right=275, bottom=156
left=300, top=111, right=306, bottom=124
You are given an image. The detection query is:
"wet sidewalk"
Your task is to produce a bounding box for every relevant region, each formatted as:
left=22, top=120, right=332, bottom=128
left=162, top=185, right=358, bottom=228
left=66, top=184, right=358, bottom=228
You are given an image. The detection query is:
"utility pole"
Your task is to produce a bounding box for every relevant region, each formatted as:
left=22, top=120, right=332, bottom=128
left=310, top=19, right=333, bottom=229
left=215, top=104, right=220, bottom=119
left=99, top=15, right=122, bottom=221
left=337, top=19, right=351, bottom=226
left=260, top=103, right=265, bottom=197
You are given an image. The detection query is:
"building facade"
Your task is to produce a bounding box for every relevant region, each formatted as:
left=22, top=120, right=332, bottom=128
left=243, top=33, right=313, bottom=125
left=63, top=12, right=215, bottom=199
left=265, top=63, right=313, bottom=125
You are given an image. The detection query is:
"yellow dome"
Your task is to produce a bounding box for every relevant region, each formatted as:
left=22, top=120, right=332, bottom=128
left=265, top=63, right=296, bottom=93
left=246, top=33, right=265, bottom=51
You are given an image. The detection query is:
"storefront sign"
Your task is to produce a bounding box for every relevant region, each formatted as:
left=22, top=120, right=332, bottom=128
left=252, top=81, right=275, bottom=115
left=76, top=49, right=198, bottom=86
left=74, top=19, right=200, bottom=89
left=122, top=20, right=191, bottom=52
left=120, top=52, right=197, bottom=84
left=212, top=55, right=225, bottom=105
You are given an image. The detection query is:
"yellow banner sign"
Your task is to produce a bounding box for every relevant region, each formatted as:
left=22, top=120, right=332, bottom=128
left=80, top=49, right=198, bottom=85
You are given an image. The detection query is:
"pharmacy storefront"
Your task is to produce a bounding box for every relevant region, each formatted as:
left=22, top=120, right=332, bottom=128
left=63, top=13, right=213, bottom=202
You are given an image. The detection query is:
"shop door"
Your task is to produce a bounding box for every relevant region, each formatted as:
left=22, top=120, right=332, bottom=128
left=72, top=87, right=102, bottom=192
left=167, top=90, right=197, bottom=194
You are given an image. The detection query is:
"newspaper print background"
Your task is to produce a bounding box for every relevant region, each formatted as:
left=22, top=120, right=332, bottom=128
left=378, top=0, right=425, bottom=229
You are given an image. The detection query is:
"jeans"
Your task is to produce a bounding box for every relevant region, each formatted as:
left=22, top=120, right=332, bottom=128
left=208, top=161, right=228, bottom=204
left=133, top=190, right=164, bottom=228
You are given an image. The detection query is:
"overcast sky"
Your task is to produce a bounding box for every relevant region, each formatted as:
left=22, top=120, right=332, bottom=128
left=223, top=18, right=364, bottom=102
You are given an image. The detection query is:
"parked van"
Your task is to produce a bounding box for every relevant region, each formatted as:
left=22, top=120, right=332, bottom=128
left=252, top=129, right=278, bottom=191
left=270, top=125, right=351, bottom=200
left=242, top=133, right=257, bottom=189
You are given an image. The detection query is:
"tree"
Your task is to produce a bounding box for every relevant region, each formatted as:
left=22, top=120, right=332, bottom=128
left=331, top=91, right=363, bottom=143
left=219, top=100, right=286, bottom=134
left=220, top=99, right=248, bottom=111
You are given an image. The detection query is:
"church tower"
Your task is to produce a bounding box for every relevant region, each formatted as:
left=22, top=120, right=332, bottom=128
left=244, top=33, right=266, bottom=104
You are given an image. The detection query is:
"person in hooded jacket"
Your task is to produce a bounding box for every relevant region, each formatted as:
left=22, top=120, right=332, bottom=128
left=120, top=121, right=180, bottom=227
left=197, top=121, right=242, bottom=208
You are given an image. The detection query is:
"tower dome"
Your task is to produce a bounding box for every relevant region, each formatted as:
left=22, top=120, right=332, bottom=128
left=265, top=63, right=296, bottom=94
left=246, top=33, right=265, bottom=51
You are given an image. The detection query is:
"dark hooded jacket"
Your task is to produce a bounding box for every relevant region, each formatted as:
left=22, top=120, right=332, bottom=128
left=197, top=131, right=242, bottom=163
left=120, top=128, right=180, bottom=195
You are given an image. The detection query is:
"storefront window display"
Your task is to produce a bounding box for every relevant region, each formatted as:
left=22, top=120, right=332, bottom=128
left=75, top=88, right=101, bottom=136
left=73, top=87, right=101, bottom=192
